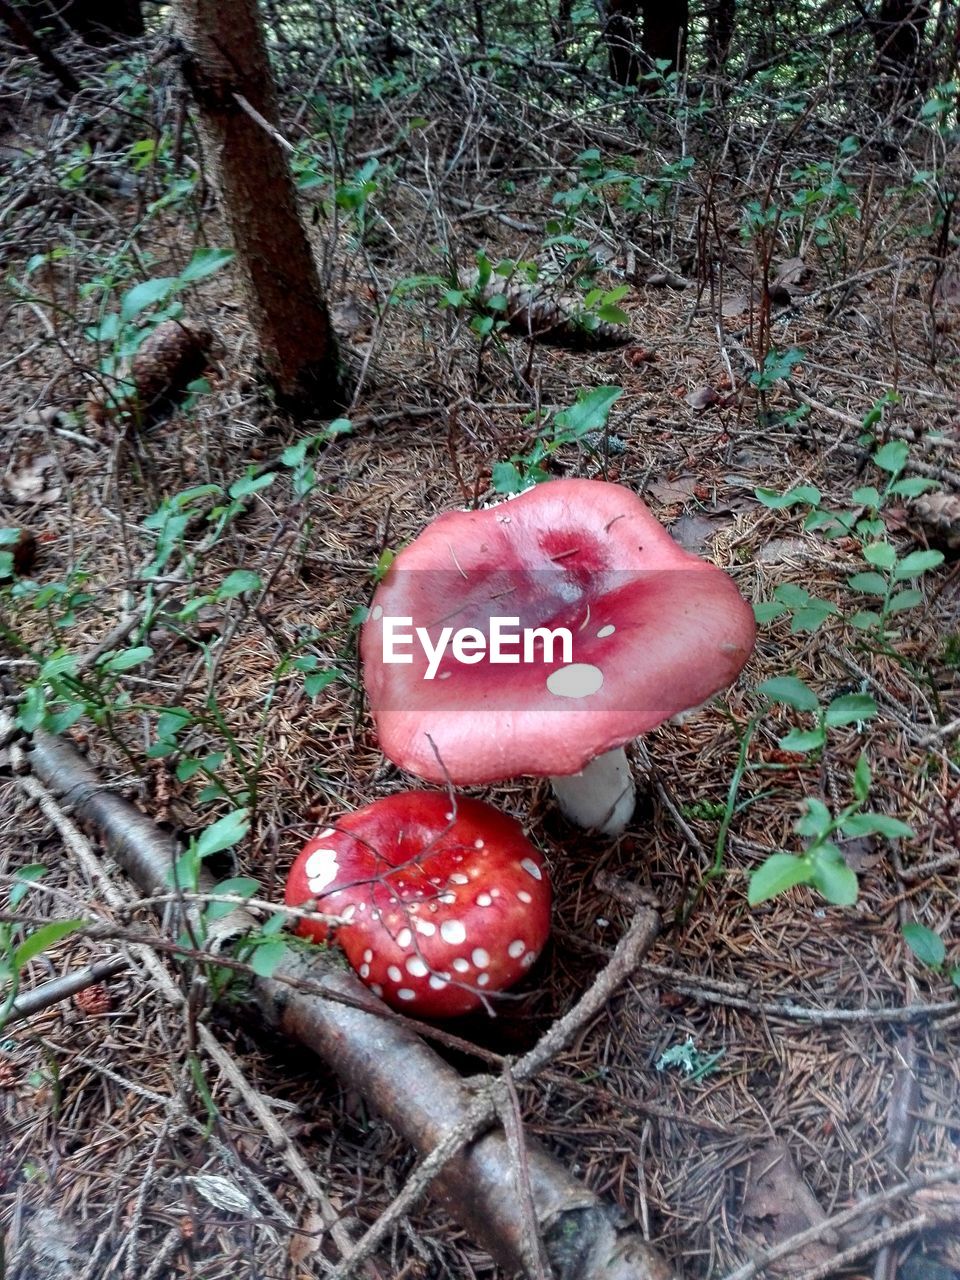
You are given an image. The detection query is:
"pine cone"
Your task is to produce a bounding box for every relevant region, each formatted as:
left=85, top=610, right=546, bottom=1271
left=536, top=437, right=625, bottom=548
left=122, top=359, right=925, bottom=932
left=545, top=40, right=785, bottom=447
left=129, top=320, right=212, bottom=418
left=73, top=983, right=113, bottom=1016
left=458, top=268, right=633, bottom=347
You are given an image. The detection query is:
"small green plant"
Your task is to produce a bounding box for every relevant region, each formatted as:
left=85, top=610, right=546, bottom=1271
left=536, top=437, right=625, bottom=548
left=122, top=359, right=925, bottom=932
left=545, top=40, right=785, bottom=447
left=656, top=1036, right=725, bottom=1081
left=758, top=675, right=876, bottom=756
left=748, top=752, right=913, bottom=907
left=492, top=386, right=623, bottom=494
left=750, top=346, right=805, bottom=392
left=901, top=923, right=960, bottom=987
left=1, top=867, right=87, bottom=1029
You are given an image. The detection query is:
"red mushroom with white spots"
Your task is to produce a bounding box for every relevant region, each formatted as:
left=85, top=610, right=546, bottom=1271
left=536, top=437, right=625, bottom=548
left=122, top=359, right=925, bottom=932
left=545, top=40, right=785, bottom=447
left=284, top=792, right=551, bottom=1018
left=362, top=478, right=756, bottom=834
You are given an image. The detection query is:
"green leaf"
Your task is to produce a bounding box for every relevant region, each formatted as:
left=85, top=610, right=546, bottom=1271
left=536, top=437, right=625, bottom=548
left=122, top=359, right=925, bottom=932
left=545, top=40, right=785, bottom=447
left=795, top=797, right=833, bottom=838
left=851, top=486, right=881, bottom=507
left=893, top=549, right=944, bottom=579
left=824, top=693, right=877, bottom=727
left=178, top=248, right=234, bottom=284
left=120, top=277, right=177, bottom=323
left=778, top=728, right=826, bottom=753
left=228, top=471, right=276, bottom=499
left=100, top=645, right=153, bottom=673
left=847, top=572, right=888, bottom=596
left=205, top=876, right=259, bottom=922
left=862, top=541, right=897, bottom=569
left=887, top=477, right=938, bottom=498
left=758, top=676, right=820, bottom=712
left=873, top=440, right=910, bottom=473
left=304, top=669, right=341, bottom=698
left=754, top=601, right=788, bottom=623
left=249, top=938, right=288, bottom=977
left=217, top=570, right=261, bottom=599
left=848, top=609, right=882, bottom=630
left=748, top=854, right=811, bottom=905
left=553, top=386, right=623, bottom=439
left=841, top=812, right=913, bottom=839
left=492, top=462, right=524, bottom=494
left=790, top=601, right=838, bottom=633
left=14, top=919, right=87, bottom=970
left=195, top=809, right=249, bottom=860
left=902, top=922, right=945, bottom=968
left=809, top=855, right=858, bottom=906
left=10, top=864, right=47, bottom=910
left=789, top=485, right=822, bottom=506
left=887, top=588, right=923, bottom=613
left=852, top=753, right=871, bottom=802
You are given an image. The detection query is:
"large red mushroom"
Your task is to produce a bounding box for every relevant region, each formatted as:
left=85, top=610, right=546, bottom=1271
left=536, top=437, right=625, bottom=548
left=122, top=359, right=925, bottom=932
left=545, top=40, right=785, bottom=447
left=361, top=478, right=756, bottom=833
left=284, top=792, right=551, bottom=1018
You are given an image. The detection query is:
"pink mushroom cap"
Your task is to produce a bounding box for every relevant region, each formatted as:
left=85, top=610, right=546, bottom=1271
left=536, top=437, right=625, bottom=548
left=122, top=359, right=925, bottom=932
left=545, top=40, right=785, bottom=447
left=361, top=478, right=756, bottom=783
left=284, top=792, right=551, bottom=1018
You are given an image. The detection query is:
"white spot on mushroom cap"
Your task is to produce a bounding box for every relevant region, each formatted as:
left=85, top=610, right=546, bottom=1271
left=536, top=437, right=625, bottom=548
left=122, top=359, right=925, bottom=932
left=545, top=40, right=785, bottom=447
left=472, top=947, right=490, bottom=969
left=440, top=920, right=467, bottom=945
left=439, top=892, right=457, bottom=905
left=371, top=604, right=383, bottom=621
left=477, top=973, right=490, bottom=986
left=520, top=858, right=542, bottom=880
left=474, top=838, right=484, bottom=849
left=428, top=974, right=449, bottom=990
left=439, top=671, right=452, bottom=680
left=406, top=956, right=428, bottom=977
left=476, top=893, right=492, bottom=907
left=397, top=988, right=416, bottom=1001
left=452, top=958, right=470, bottom=973
left=415, top=919, right=436, bottom=936
left=507, top=940, right=526, bottom=959
left=450, top=873, right=469, bottom=885
left=597, top=624, right=616, bottom=638
left=445, top=812, right=454, bottom=821
left=341, top=905, right=356, bottom=922
left=304, top=847, right=339, bottom=893
left=387, top=965, right=402, bottom=982
left=363, top=949, right=373, bottom=964
left=521, top=951, right=536, bottom=968
left=546, top=662, right=604, bottom=699
left=359, top=963, right=370, bottom=978
left=316, top=828, right=335, bottom=839
left=517, top=890, right=532, bottom=904
left=396, top=928, right=412, bottom=948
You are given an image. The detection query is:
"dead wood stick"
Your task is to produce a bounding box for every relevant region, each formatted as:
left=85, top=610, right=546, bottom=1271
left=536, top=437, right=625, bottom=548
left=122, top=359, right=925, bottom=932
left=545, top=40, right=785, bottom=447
left=0, top=0, right=81, bottom=95
left=26, top=729, right=677, bottom=1280
left=6, top=954, right=128, bottom=1022
left=720, top=1163, right=960, bottom=1280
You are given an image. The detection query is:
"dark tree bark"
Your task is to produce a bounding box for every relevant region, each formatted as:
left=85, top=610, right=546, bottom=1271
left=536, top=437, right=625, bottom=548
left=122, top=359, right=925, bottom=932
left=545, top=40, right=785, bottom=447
left=870, top=0, right=931, bottom=103
left=11, top=0, right=143, bottom=43
left=602, top=0, right=688, bottom=86
left=639, top=0, right=688, bottom=78
left=0, top=0, right=80, bottom=92
left=174, top=0, right=341, bottom=416
left=706, top=0, right=737, bottom=74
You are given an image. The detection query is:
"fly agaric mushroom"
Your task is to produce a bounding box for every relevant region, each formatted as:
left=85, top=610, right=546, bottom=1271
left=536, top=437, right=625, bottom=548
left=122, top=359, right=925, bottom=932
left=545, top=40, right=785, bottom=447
left=284, top=792, right=551, bottom=1018
left=362, top=478, right=755, bottom=834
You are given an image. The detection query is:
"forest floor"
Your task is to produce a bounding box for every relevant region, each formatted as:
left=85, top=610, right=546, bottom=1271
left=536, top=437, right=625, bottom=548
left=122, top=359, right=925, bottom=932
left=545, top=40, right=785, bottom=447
left=1, top=27, right=959, bottom=1280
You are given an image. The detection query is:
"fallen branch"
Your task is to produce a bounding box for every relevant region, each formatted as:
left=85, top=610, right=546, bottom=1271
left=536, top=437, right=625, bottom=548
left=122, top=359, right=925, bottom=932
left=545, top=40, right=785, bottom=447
left=25, top=729, right=676, bottom=1280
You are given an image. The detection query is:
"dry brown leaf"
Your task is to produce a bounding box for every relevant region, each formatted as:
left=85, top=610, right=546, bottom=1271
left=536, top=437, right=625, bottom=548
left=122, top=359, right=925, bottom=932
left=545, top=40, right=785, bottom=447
left=669, top=512, right=723, bottom=552
left=742, top=1139, right=836, bottom=1273
left=722, top=293, right=752, bottom=316
left=4, top=454, right=61, bottom=505
left=288, top=1206, right=327, bottom=1268
left=647, top=475, right=701, bottom=505
left=685, top=385, right=722, bottom=411
left=909, top=491, right=960, bottom=551
left=772, top=256, right=809, bottom=288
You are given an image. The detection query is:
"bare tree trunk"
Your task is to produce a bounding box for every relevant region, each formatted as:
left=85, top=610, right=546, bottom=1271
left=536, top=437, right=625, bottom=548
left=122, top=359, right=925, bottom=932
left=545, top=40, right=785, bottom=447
left=173, top=0, right=341, bottom=416
left=639, top=0, right=688, bottom=79
left=601, top=0, right=688, bottom=86
left=706, top=0, right=737, bottom=74
left=871, top=0, right=931, bottom=103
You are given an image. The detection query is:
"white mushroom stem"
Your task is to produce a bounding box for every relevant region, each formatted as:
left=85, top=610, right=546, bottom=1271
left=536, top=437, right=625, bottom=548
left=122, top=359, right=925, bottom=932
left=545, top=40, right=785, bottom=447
left=550, top=746, right=636, bottom=835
